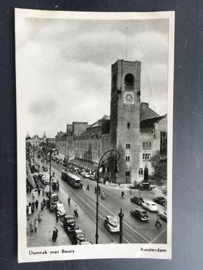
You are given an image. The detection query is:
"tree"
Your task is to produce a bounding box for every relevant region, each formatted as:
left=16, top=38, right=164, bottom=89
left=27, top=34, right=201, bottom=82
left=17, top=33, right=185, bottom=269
left=151, top=152, right=167, bottom=184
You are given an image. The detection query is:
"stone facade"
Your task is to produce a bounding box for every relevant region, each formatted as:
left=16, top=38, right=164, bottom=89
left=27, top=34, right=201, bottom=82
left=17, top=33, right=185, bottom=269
left=55, top=59, right=167, bottom=183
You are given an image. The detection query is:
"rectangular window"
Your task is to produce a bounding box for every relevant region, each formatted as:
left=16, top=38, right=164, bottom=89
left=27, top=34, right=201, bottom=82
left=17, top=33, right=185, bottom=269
left=125, top=171, right=130, bottom=176
left=126, top=144, right=130, bottom=149
left=126, top=156, right=130, bottom=162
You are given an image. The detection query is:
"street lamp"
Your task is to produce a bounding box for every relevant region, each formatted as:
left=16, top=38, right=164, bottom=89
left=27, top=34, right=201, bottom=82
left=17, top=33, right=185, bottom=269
left=95, top=150, right=120, bottom=244
left=47, top=143, right=59, bottom=210
left=118, top=209, right=124, bottom=243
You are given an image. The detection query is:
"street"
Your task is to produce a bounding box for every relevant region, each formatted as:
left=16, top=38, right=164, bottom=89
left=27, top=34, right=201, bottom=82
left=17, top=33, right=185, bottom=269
left=27, top=156, right=167, bottom=247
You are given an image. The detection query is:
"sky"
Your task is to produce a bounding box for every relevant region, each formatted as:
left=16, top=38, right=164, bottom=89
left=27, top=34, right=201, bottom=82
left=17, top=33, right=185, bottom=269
left=16, top=12, right=170, bottom=138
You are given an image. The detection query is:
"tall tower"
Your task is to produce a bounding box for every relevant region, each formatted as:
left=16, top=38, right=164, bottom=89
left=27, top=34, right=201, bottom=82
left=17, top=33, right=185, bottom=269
left=110, top=60, right=141, bottom=184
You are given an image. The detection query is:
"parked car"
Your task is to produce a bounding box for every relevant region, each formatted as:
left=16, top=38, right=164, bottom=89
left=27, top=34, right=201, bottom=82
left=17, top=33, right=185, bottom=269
left=130, top=196, right=144, bottom=206
left=142, top=200, right=158, bottom=212
left=56, top=201, right=66, bottom=216
left=130, top=209, right=150, bottom=221
left=159, top=211, right=167, bottom=222
left=70, top=229, right=88, bottom=245
left=104, top=216, right=120, bottom=233
left=83, top=172, right=90, bottom=178
left=153, top=197, right=167, bottom=206
left=62, top=215, right=79, bottom=234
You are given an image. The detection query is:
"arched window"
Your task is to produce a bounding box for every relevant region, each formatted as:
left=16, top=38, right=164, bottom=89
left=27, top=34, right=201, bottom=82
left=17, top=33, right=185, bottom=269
left=124, top=73, right=134, bottom=87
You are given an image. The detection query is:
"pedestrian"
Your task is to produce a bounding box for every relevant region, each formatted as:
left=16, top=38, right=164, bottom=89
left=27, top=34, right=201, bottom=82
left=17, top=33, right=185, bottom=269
left=95, top=186, right=97, bottom=193
left=41, top=201, right=44, bottom=211
left=34, top=219, right=38, bottom=232
left=43, top=198, right=46, bottom=207
left=31, top=203, right=35, bottom=215
left=86, top=183, right=89, bottom=190
left=98, top=186, right=100, bottom=194
left=74, top=205, right=78, bottom=217
left=46, top=198, right=49, bottom=209
left=38, top=211, right=42, bottom=222
left=35, top=199, right=39, bottom=210
left=56, top=211, right=59, bottom=223
left=28, top=205, right=32, bottom=216
left=52, top=227, right=58, bottom=242
left=67, top=196, right=71, bottom=205
left=121, top=191, right=124, bottom=198
left=155, top=214, right=162, bottom=227
left=101, top=191, right=105, bottom=200
left=30, top=220, right=34, bottom=233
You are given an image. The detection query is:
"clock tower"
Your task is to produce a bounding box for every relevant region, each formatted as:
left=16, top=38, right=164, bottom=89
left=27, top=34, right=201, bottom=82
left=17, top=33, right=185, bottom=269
left=110, top=60, right=141, bottom=183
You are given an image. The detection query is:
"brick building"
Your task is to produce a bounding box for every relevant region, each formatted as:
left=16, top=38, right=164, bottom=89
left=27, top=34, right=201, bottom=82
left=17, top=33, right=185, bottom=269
left=56, top=59, right=167, bottom=184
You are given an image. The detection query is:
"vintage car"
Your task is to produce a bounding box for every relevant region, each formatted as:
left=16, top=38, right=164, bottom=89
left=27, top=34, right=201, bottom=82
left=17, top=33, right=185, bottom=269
left=62, top=215, right=79, bottom=234
left=56, top=201, right=66, bottom=216
left=159, top=211, right=167, bottom=222
left=104, top=215, right=120, bottom=233
left=130, top=209, right=150, bottom=221
left=142, top=200, right=158, bottom=212
left=130, top=196, right=144, bottom=206
left=153, top=197, right=167, bottom=206
left=70, top=229, right=88, bottom=245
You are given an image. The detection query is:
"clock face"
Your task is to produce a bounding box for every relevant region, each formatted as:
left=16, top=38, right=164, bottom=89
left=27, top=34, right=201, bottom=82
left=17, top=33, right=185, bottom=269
left=124, top=92, right=134, bottom=104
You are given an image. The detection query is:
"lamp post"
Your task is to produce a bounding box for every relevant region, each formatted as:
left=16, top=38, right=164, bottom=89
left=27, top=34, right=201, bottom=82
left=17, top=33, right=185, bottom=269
left=95, top=150, right=120, bottom=244
left=47, top=143, right=59, bottom=210
left=118, top=209, right=124, bottom=243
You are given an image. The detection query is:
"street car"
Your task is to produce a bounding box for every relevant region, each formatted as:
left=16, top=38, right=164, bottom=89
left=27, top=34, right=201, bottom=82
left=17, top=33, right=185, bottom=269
left=104, top=215, right=120, bottom=233
left=130, top=196, right=144, bottom=206
left=130, top=209, right=150, bottom=221
left=62, top=215, right=79, bottom=234
left=70, top=229, right=88, bottom=245
left=159, top=211, right=167, bottom=222
left=142, top=200, right=158, bottom=212
left=153, top=197, right=167, bottom=206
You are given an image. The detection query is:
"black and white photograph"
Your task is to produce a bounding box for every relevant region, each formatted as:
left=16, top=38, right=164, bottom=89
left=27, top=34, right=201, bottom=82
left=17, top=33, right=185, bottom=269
left=16, top=9, right=174, bottom=262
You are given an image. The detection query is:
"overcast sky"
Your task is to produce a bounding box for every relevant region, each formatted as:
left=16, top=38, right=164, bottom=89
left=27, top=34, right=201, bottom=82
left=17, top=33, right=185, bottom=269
left=16, top=12, right=169, bottom=138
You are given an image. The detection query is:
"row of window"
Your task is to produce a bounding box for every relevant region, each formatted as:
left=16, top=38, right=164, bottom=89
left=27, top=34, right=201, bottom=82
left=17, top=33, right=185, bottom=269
left=125, top=153, right=151, bottom=162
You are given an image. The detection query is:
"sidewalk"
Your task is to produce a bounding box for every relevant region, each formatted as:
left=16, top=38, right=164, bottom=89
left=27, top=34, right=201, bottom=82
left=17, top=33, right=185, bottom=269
left=26, top=191, right=71, bottom=247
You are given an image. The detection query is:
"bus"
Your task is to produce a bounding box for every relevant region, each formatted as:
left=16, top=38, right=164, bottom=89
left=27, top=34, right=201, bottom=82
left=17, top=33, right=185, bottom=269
left=61, top=170, right=82, bottom=189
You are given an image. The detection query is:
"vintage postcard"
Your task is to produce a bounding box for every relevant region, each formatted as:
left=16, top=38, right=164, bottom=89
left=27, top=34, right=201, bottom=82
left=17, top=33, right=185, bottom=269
left=16, top=9, right=174, bottom=262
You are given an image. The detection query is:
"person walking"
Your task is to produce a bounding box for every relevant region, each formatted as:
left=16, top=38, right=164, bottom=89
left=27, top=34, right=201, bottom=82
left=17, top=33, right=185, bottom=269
left=95, top=186, right=97, bottom=193
left=31, top=202, right=35, bottom=215
left=35, top=199, right=39, bottom=210
left=38, top=211, right=42, bottom=222
left=86, top=183, right=89, bottom=190
left=28, top=204, right=32, bottom=216
left=67, top=196, right=71, bottom=205
left=155, top=214, right=162, bottom=227
left=52, top=227, right=58, bottom=242
left=121, top=191, right=125, bottom=198
left=30, top=220, right=34, bottom=233
left=74, top=205, right=78, bottom=217
left=101, top=191, right=105, bottom=200
left=34, top=219, right=38, bottom=232
left=41, top=201, right=44, bottom=211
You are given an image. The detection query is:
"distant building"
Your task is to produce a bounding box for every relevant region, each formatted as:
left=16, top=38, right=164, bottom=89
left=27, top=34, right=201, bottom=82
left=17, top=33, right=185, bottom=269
left=26, top=132, right=47, bottom=147
left=56, top=60, right=167, bottom=183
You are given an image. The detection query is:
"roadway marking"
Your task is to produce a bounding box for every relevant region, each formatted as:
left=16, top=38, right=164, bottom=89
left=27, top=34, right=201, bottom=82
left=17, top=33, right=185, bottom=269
left=53, top=168, right=150, bottom=244
left=151, top=228, right=167, bottom=243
